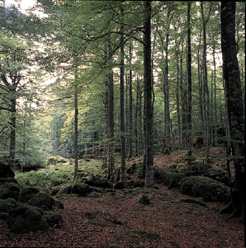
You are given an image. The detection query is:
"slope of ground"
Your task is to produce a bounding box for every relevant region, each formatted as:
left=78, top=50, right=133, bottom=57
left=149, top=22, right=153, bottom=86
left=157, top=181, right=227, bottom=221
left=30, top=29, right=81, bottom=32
left=0, top=185, right=244, bottom=247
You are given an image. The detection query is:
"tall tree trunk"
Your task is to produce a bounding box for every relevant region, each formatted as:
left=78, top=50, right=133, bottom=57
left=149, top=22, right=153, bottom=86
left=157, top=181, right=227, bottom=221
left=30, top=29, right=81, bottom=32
left=187, top=1, right=192, bottom=158
left=180, top=39, right=186, bottom=148
left=175, top=37, right=181, bottom=149
left=134, top=76, right=139, bottom=157
left=144, top=0, right=154, bottom=188
left=220, top=1, right=245, bottom=223
left=201, top=1, right=211, bottom=147
left=128, top=42, right=133, bottom=159
left=120, top=6, right=126, bottom=182
left=10, top=97, right=16, bottom=167
left=108, top=54, right=114, bottom=180
left=74, top=63, right=78, bottom=180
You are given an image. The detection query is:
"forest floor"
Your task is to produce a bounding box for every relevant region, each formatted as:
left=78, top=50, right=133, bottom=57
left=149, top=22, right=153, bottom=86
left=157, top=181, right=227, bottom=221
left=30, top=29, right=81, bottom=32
left=0, top=149, right=245, bottom=247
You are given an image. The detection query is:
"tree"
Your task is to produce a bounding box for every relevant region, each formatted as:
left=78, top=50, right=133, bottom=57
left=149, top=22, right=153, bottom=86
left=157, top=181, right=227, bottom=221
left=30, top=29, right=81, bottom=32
left=144, top=1, right=154, bottom=188
left=220, top=1, right=245, bottom=223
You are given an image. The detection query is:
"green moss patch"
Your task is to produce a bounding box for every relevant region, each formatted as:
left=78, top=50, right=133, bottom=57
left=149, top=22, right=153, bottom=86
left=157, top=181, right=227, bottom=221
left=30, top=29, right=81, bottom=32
left=0, top=182, right=20, bottom=201
left=28, top=192, right=55, bottom=210
left=138, top=195, right=150, bottom=205
left=45, top=211, right=63, bottom=227
left=180, top=176, right=229, bottom=202
left=7, top=204, right=49, bottom=232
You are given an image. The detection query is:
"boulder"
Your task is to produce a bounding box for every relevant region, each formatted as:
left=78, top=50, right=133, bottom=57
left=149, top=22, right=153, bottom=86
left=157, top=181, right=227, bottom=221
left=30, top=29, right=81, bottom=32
left=0, top=199, right=16, bottom=213
left=133, top=181, right=145, bottom=188
left=72, top=183, right=92, bottom=196
left=19, top=187, right=40, bottom=203
left=7, top=204, right=48, bottom=232
left=0, top=183, right=20, bottom=201
left=28, top=192, right=55, bottom=210
left=0, top=162, right=15, bottom=178
left=45, top=211, right=63, bottom=227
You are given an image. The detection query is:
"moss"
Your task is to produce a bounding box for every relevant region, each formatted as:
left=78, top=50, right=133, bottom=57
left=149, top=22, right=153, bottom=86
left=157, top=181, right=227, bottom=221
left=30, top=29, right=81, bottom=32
left=45, top=211, right=63, bottom=227
left=7, top=204, right=49, bottom=232
left=53, top=200, right=64, bottom=209
left=0, top=212, right=8, bottom=220
left=206, top=168, right=230, bottom=186
left=0, top=183, right=20, bottom=201
left=59, top=185, right=72, bottom=195
left=114, top=181, right=125, bottom=189
left=133, top=181, right=145, bottom=188
left=0, top=199, right=16, bottom=213
left=168, top=173, right=186, bottom=189
left=180, top=176, right=229, bottom=202
left=72, top=183, right=92, bottom=196
left=154, top=167, right=168, bottom=184
left=19, top=187, right=39, bottom=203
left=28, top=192, right=55, bottom=210
left=137, top=195, right=150, bottom=205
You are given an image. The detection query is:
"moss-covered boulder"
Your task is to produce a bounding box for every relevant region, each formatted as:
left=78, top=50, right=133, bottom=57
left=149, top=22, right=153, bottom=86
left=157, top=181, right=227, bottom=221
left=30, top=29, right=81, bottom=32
left=7, top=204, right=48, bottom=232
left=133, top=181, right=145, bottom=188
left=53, top=200, right=64, bottom=209
left=0, top=182, right=20, bottom=201
left=45, top=211, right=63, bottom=227
left=167, top=173, right=186, bottom=189
left=72, top=183, right=92, bottom=196
left=114, top=181, right=125, bottom=189
left=0, top=212, right=8, bottom=220
left=0, top=199, right=17, bottom=213
left=0, top=161, right=15, bottom=178
left=28, top=192, right=55, bottom=210
left=19, top=186, right=39, bottom=203
left=180, top=176, right=229, bottom=202
left=205, top=168, right=230, bottom=186
left=154, top=167, right=168, bottom=184
left=84, top=176, right=113, bottom=189
left=59, top=185, right=73, bottom=195
left=170, top=163, right=211, bottom=176
left=138, top=195, right=150, bottom=205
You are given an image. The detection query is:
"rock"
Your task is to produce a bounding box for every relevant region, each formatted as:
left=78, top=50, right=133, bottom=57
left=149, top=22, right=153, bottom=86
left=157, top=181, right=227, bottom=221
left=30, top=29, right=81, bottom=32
left=180, top=176, right=229, bottom=202
left=0, top=183, right=20, bottom=201
left=59, top=185, right=72, bottom=195
left=19, top=187, right=39, bottom=203
left=0, top=212, right=8, bottom=220
left=138, top=195, right=150, bottom=205
left=28, top=192, right=55, bottom=210
left=72, top=183, right=92, bottom=196
left=114, top=181, right=125, bottom=189
left=0, top=199, right=16, bottom=212
left=45, top=211, right=63, bottom=227
left=7, top=204, right=48, bottom=232
left=154, top=167, right=168, bottom=184
left=133, top=181, right=145, bottom=188
left=84, top=176, right=113, bottom=189
left=0, top=161, right=15, bottom=178
left=167, top=173, right=186, bottom=189
left=54, top=200, right=64, bottom=209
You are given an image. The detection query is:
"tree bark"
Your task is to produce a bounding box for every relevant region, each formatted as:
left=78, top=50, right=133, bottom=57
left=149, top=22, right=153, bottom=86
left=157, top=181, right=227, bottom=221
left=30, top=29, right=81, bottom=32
left=144, top=1, right=154, bottom=188
left=220, top=1, right=245, bottom=223
left=187, top=1, right=192, bottom=158
left=120, top=6, right=126, bottom=182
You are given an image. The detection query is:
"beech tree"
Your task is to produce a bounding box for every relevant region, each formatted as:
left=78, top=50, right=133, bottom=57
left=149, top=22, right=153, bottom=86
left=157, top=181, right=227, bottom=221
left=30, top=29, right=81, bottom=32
left=220, top=1, right=245, bottom=223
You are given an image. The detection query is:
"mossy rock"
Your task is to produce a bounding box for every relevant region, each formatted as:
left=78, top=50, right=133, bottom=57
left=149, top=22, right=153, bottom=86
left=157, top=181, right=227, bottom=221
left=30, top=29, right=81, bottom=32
left=45, top=211, right=63, bottom=227
left=138, top=195, right=150, bottom=205
left=84, top=176, right=113, bottom=189
left=0, top=199, right=16, bottom=213
left=205, top=168, right=230, bottom=186
left=114, top=181, right=125, bottom=189
left=88, top=191, right=101, bottom=198
left=133, top=181, right=145, bottom=188
left=0, top=162, right=15, bottom=178
left=19, top=186, right=39, bottom=203
left=28, top=192, right=55, bottom=210
left=180, top=176, right=229, bottom=202
left=7, top=204, right=49, bottom=232
left=72, top=183, right=92, bottom=196
left=179, top=163, right=211, bottom=176
left=154, top=167, right=168, bottom=184
left=0, top=182, right=20, bottom=201
left=168, top=173, right=186, bottom=189
left=59, top=185, right=73, bottom=195
left=0, top=212, right=8, bottom=220
left=53, top=200, right=64, bottom=209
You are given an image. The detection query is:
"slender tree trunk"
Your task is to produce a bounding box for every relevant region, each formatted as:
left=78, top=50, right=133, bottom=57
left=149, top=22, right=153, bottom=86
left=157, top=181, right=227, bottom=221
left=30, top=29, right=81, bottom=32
left=220, top=1, right=245, bottom=223
left=134, top=77, right=139, bottom=157
left=128, top=42, right=133, bottom=159
left=10, top=97, right=16, bottom=167
left=74, top=63, right=78, bottom=180
left=120, top=6, right=126, bottom=181
left=144, top=0, right=154, bottom=188
left=187, top=1, right=192, bottom=158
